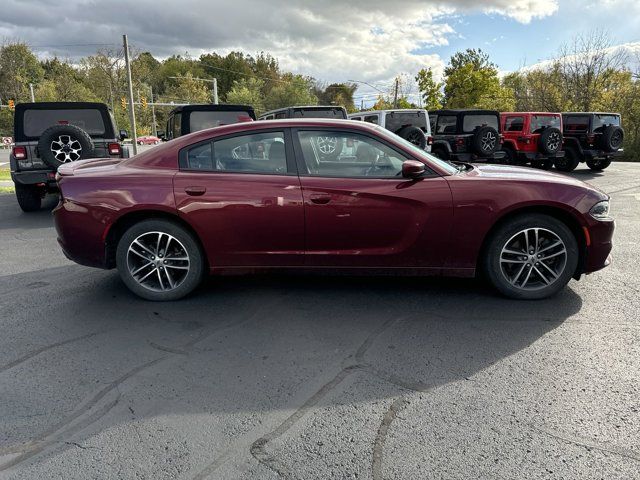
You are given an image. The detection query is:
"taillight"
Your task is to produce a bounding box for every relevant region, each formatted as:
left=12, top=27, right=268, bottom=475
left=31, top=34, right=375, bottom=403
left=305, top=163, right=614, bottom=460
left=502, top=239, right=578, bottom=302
left=455, top=136, right=465, bottom=146
left=12, top=146, right=27, bottom=160
left=427, top=136, right=433, bottom=145
left=586, top=134, right=595, bottom=145
left=107, top=143, right=122, bottom=155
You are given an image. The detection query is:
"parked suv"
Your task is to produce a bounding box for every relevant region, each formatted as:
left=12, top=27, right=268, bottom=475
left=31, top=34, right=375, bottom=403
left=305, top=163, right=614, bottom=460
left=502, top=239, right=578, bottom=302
left=164, top=104, right=255, bottom=140
left=500, top=112, right=564, bottom=169
left=258, top=105, right=347, bottom=120
left=429, top=109, right=506, bottom=162
left=556, top=112, right=624, bottom=172
left=348, top=109, right=431, bottom=150
left=10, top=102, right=128, bottom=212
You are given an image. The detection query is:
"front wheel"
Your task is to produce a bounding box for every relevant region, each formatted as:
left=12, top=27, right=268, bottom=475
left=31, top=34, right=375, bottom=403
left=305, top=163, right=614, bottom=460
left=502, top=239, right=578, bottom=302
left=116, top=219, right=205, bottom=301
left=586, top=158, right=611, bottom=171
left=483, top=214, right=578, bottom=300
left=15, top=184, right=42, bottom=212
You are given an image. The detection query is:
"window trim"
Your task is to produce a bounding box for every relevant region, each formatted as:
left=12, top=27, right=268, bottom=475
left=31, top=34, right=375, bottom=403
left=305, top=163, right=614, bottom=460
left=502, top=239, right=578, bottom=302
left=178, top=128, right=298, bottom=176
left=291, top=127, right=437, bottom=180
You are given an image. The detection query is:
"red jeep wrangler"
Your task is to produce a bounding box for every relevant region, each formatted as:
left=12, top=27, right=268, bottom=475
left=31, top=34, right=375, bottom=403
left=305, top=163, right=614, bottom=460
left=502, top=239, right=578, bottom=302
left=500, top=112, right=564, bottom=169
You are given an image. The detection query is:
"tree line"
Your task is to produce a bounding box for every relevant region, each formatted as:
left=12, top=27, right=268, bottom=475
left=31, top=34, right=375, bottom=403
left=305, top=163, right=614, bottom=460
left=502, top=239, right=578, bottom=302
left=0, top=30, right=638, bottom=160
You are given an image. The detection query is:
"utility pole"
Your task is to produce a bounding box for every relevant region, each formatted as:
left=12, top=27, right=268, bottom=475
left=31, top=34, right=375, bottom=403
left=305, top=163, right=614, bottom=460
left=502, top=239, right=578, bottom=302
left=150, top=85, right=158, bottom=137
left=393, top=77, right=399, bottom=109
left=213, top=78, right=218, bottom=104
left=123, top=34, right=138, bottom=155
left=29, top=84, right=35, bottom=102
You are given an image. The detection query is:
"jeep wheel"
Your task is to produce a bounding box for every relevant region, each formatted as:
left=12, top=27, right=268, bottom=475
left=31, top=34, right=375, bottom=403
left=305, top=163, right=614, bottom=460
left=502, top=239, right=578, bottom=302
left=314, top=136, right=342, bottom=161
left=502, top=147, right=520, bottom=165
left=397, top=126, right=426, bottom=149
left=472, top=126, right=499, bottom=156
left=586, top=158, right=611, bottom=171
left=483, top=214, right=578, bottom=300
left=554, top=148, right=580, bottom=172
left=37, top=124, right=95, bottom=169
left=600, top=125, right=624, bottom=152
left=15, top=184, right=42, bottom=212
left=538, top=127, right=562, bottom=155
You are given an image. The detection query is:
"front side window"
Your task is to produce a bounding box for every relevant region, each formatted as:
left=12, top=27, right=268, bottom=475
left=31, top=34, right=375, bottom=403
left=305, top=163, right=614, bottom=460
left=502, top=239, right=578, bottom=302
left=530, top=115, right=560, bottom=133
left=172, top=113, right=182, bottom=138
left=296, top=130, right=409, bottom=178
left=462, top=114, right=499, bottom=133
left=436, top=115, right=457, bottom=134
left=504, top=116, right=524, bottom=132
left=364, top=115, right=379, bottom=125
left=429, top=115, right=437, bottom=133
left=184, top=131, right=287, bottom=174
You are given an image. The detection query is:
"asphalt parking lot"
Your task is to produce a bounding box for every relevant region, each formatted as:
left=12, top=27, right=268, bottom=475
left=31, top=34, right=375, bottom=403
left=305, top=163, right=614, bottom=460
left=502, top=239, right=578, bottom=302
left=0, top=162, right=639, bottom=479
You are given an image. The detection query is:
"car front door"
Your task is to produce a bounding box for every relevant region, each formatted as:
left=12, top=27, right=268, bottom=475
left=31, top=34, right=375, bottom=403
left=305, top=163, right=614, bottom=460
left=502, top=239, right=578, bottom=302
left=293, top=128, right=453, bottom=268
left=173, top=129, right=305, bottom=267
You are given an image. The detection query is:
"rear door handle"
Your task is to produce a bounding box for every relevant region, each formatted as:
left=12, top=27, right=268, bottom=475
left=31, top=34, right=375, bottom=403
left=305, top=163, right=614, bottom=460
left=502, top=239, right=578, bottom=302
left=309, top=194, right=331, bottom=205
left=184, top=186, right=206, bottom=196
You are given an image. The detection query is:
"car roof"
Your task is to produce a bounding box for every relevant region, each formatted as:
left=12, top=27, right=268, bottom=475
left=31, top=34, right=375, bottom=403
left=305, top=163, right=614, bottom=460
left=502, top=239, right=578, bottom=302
left=348, top=109, right=427, bottom=116
left=431, top=109, right=499, bottom=115
left=15, top=101, right=110, bottom=112
left=169, top=104, right=254, bottom=114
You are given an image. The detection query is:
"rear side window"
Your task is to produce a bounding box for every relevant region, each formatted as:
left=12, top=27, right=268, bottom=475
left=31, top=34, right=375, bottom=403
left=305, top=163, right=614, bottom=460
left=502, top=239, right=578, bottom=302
left=462, top=114, right=499, bottom=133
left=429, top=115, right=437, bottom=133
left=274, top=112, right=287, bottom=119
left=384, top=111, right=427, bottom=132
left=436, top=115, right=457, bottom=134
left=504, top=116, right=524, bottom=132
left=563, top=116, right=589, bottom=133
left=23, top=109, right=106, bottom=137
left=183, top=131, right=287, bottom=174
left=351, top=116, right=362, bottom=121
left=530, top=115, right=560, bottom=133
left=172, top=113, right=182, bottom=138
left=364, top=115, right=379, bottom=125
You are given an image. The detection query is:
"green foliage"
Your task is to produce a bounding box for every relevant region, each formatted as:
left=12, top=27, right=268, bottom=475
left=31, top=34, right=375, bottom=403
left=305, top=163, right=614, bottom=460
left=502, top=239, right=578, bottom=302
left=0, top=42, right=43, bottom=102
left=314, top=83, right=357, bottom=112
left=415, top=68, right=443, bottom=110
left=264, top=74, right=318, bottom=111
left=226, top=77, right=266, bottom=114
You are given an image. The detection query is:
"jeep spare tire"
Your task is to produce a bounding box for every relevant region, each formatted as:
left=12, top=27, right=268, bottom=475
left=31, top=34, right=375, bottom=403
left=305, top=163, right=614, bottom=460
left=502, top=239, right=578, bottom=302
left=397, top=126, right=427, bottom=149
left=37, top=124, right=94, bottom=168
left=538, top=127, right=562, bottom=155
left=600, top=125, right=624, bottom=152
left=472, top=126, right=499, bottom=156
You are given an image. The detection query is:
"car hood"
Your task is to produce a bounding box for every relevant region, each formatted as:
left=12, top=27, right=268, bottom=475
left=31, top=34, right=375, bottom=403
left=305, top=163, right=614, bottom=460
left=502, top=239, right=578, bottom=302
left=462, top=163, right=604, bottom=193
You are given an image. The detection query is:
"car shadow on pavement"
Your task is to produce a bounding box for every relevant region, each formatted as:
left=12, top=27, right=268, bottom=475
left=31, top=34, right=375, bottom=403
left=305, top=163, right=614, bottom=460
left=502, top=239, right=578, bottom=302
left=0, top=265, right=583, bottom=475
left=0, top=194, right=58, bottom=231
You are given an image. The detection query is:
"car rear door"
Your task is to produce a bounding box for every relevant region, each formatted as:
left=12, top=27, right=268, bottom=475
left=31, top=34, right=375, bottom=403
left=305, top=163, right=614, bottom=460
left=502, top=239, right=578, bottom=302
left=292, top=128, right=453, bottom=268
left=173, top=128, right=305, bottom=267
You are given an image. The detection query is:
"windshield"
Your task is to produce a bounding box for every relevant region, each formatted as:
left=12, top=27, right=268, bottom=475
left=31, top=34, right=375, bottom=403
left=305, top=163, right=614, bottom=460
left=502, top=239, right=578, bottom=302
left=462, top=114, right=499, bottom=133
left=189, top=111, right=254, bottom=132
left=373, top=125, right=459, bottom=175
left=23, top=109, right=107, bottom=137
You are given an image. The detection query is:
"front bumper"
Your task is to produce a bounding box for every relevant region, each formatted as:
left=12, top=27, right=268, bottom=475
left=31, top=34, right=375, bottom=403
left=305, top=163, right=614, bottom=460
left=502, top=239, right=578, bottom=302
left=583, top=218, right=615, bottom=274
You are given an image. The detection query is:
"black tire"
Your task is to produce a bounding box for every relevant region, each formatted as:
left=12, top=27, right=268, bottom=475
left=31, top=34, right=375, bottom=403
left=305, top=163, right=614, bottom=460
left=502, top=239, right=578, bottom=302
left=538, top=127, right=562, bottom=155
left=532, top=159, right=554, bottom=170
left=397, top=126, right=427, bottom=149
left=15, top=184, right=42, bottom=212
left=600, top=125, right=624, bottom=152
left=472, top=126, right=499, bottom=156
left=586, top=158, right=611, bottom=171
left=37, top=124, right=95, bottom=169
left=483, top=214, right=579, bottom=300
left=554, top=147, right=580, bottom=172
left=431, top=147, right=449, bottom=161
left=502, top=147, right=520, bottom=165
left=116, top=219, right=205, bottom=301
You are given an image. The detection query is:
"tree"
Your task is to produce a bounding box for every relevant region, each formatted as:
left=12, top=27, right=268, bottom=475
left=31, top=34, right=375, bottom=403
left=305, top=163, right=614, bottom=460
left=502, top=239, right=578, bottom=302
left=264, top=74, right=317, bottom=110
left=314, top=82, right=357, bottom=112
left=0, top=42, right=44, bottom=102
left=226, top=77, right=265, bottom=114
left=161, top=73, right=211, bottom=104
left=415, top=68, right=443, bottom=110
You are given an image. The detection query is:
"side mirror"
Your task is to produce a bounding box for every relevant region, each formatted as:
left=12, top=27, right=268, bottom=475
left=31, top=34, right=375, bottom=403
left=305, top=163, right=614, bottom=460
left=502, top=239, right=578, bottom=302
left=402, top=160, right=426, bottom=178
left=119, top=130, right=128, bottom=141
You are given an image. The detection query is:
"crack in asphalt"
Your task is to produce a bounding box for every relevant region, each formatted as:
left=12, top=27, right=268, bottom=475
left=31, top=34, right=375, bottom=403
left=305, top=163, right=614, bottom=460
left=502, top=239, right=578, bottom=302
left=372, top=397, right=407, bottom=480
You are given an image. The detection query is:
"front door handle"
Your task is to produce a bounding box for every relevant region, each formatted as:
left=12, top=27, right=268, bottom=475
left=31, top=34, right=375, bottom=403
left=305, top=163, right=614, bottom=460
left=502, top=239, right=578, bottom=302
left=310, top=194, right=331, bottom=205
left=185, top=186, right=206, bottom=196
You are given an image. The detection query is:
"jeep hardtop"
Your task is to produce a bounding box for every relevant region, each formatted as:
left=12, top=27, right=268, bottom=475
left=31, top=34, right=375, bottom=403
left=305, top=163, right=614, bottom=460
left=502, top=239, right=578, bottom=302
left=164, top=104, right=256, bottom=140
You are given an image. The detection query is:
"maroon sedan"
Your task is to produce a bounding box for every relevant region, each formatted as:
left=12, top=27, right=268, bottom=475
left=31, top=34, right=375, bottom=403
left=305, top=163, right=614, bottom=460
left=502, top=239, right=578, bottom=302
left=53, top=119, right=614, bottom=301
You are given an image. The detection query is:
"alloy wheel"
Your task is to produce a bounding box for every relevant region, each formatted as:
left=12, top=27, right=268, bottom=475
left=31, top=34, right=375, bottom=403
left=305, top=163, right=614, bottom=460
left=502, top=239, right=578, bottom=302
left=127, top=231, right=190, bottom=292
left=499, top=227, right=567, bottom=291
left=547, top=132, right=561, bottom=151
left=316, top=136, right=338, bottom=155
left=51, top=135, right=82, bottom=162
left=481, top=132, right=497, bottom=152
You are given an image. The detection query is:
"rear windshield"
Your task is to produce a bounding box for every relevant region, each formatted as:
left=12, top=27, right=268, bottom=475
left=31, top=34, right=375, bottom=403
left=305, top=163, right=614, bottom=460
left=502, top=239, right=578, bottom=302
left=292, top=108, right=347, bottom=119
left=530, top=115, right=561, bottom=134
left=462, top=114, right=499, bottom=133
left=385, top=111, right=428, bottom=132
left=593, top=114, right=620, bottom=131
left=563, top=115, right=589, bottom=133
left=189, top=111, right=254, bottom=132
left=23, top=109, right=106, bottom=137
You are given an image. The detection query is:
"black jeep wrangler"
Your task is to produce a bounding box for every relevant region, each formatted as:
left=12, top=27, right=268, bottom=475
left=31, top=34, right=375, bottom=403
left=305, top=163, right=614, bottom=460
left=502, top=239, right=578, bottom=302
left=164, top=104, right=256, bottom=140
left=10, top=102, right=129, bottom=212
left=429, top=109, right=506, bottom=162
left=555, top=112, right=624, bottom=172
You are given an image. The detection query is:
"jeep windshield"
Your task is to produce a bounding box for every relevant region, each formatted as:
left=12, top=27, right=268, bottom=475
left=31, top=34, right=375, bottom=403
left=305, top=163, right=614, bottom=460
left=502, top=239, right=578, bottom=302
left=462, top=114, right=499, bottom=133
left=530, top=115, right=561, bottom=134
left=292, top=108, right=346, bottom=119
left=189, top=110, right=254, bottom=131
left=23, top=109, right=107, bottom=138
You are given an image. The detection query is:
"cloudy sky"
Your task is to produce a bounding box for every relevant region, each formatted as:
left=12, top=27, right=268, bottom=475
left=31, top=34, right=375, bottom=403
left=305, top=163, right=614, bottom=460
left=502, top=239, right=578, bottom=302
left=2, top=0, right=638, bottom=102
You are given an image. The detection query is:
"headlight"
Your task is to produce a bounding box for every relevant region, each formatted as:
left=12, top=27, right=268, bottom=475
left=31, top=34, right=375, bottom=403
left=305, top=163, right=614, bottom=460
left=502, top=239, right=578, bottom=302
left=589, top=200, right=611, bottom=220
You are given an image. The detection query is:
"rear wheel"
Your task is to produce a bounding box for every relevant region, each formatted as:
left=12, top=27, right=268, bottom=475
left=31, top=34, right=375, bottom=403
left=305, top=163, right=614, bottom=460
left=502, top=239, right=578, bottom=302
left=15, top=184, right=42, bottom=212
left=554, top=148, right=580, bottom=172
left=586, top=158, right=611, bottom=171
left=116, top=219, right=205, bottom=301
left=483, top=214, right=578, bottom=300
